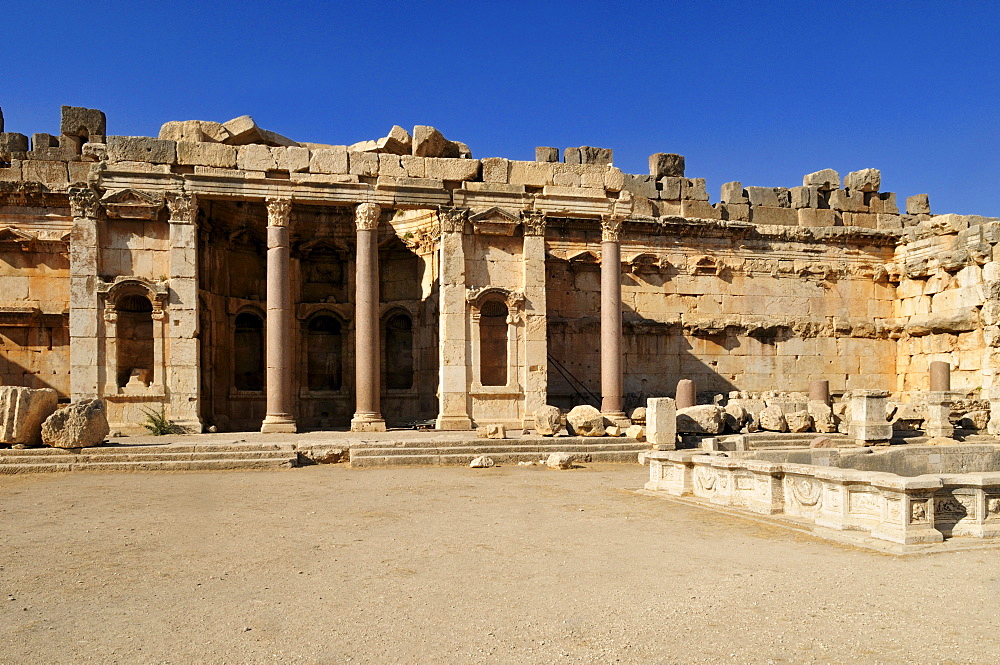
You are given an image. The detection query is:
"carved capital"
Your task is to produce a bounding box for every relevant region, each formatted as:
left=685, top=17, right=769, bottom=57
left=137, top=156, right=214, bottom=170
left=355, top=202, right=382, bottom=231
left=601, top=216, right=624, bottom=243
left=522, top=210, right=546, bottom=236
left=438, top=206, right=468, bottom=234
left=266, top=198, right=292, bottom=228
left=69, top=187, right=101, bottom=219
left=165, top=192, right=198, bottom=224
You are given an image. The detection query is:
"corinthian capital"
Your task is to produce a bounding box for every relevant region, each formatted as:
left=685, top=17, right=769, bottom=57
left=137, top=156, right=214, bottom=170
left=165, top=192, right=199, bottom=223
left=521, top=210, right=546, bottom=236
left=69, top=187, right=101, bottom=219
left=266, top=198, right=292, bottom=227
left=355, top=202, right=382, bottom=231
left=601, top=216, right=623, bottom=243
left=438, top=206, right=468, bottom=234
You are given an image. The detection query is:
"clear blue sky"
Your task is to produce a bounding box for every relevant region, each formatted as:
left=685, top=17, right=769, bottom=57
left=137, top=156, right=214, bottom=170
left=4, top=1, right=998, bottom=215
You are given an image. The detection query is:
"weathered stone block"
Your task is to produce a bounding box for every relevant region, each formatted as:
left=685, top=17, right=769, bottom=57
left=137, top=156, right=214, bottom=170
left=61, top=106, right=106, bottom=139
left=843, top=212, right=878, bottom=229
left=870, top=191, right=899, bottom=214
left=546, top=452, right=575, bottom=469
left=658, top=176, right=683, bottom=200
left=424, top=157, right=480, bottom=181
left=159, top=120, right=230, bottom=143
left=786, top=410, right=813, bottom=432
left=222, top=115, right=266, bottom=145
left=646, top=397, right=676, bottom=450
left=412, top=125, right=459, bottom=158
left=348, top=151, right=380, bottom=176
left=845, top=168, right=881, bottom=193
left=481, top=157, right=509, bottom=183
left=237, top=144, right=277, bottom=171
left=535, top=147, right=559, bottom=162
left=681, top=200, right=721, bottom=219
left=758, top=405, right=787, bottom=432
left=603, top=167, right=624, bottom=191
left=284, top=146, right=310, bottom=172
left=23, top=160, right=68, bottom=185
left=797, top=208, right=839, bottom=227
left=176, top=141, right=237, bottom=168
left=720, top=181, right=746, bottom=204
left=907, top=193, right=931, bottom=215
left=508, top=161, right=553, bottom=187
left=829, top=188, right=866, bottom=212
left=67, top=161, right=92, bottom=183
left=751, top=206, right=797, bottom=225
left=623, top=173, right=657, bottom=198
left=0, top=161, right=22, bottom=181
left=803, top=168, right=840, bottom=190
left=745, top=186, right=780, bottom=207
left=107, top=136, right=177, bottom=164
left=376, top=125, right=412, bottom=155
left=0, top=132, right=29, bottom=158
left=720, top=202, right=750, bottom=221
left=649, top=152, right=685, bottom=178
left=0, top=386, right=59, bottom=446
left=877, top=213, right=903, bottom=230
left=681, top=178, right=709, bottom=201
left=790, top=185, right=818, bottom=209
left=309, top=147, right=348, bottom=174
left=41, top=399, right=110, bottom=449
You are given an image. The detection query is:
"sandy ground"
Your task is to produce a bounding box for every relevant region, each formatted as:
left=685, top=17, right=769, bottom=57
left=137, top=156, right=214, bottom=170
left=1, top=463, right=999, bottom=665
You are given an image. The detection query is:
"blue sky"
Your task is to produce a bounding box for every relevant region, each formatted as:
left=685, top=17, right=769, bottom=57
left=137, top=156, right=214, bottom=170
left=4, top=1, right=999, bottom=215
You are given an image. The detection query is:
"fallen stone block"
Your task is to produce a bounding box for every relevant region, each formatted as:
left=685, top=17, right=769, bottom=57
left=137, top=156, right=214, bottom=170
left=758, top=405, right=788, bottom=432
left=626, top=425, right=645, bottom=440
left=0, top=386, right=59, bottom=446
left=41, top=399, right=110, bottom=449
left=535, top=405, right=562, bottom=436
left=159, top=120, right=231, bottom=143
left=566, top=405, right=605, bottom=437
left=477, top=424, right=506, bottom=439
left=469, top=455, right=495, bottom=468
left=676, top=405, right=725, bottom=434
left=628, top=406, right=646, bottom=424
left=809, top=436, right=836, bottom=448
left=786, top=410, right=814, bottom=433
left=61, top=106, right=107, bottom=139
left=545, top=452, right=575, bottom=469
left=296, top=445, right=345, bottom=464
left=724, top=403, right=748, bottom=432
left=960, top=410, right=989, bottom=430
left=376, top=125, right=412, bottom=155
left=606, top=425, right=622, bottom=436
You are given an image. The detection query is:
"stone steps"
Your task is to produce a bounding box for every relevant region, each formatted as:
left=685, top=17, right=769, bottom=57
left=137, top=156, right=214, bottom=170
left=712, top=432, right=851, bottom=450
left=0, top=443, right=299, bottom=473
left=349, top=438, right=649, bottom=467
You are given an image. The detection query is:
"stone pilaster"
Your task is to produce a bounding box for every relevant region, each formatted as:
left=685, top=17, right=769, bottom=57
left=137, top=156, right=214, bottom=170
left=165, top=192, right=202, bottom=432
left=69, top=187, right=101, bottom=400
left=351, top=202, right=386, bottom=432
left=436, top=206, right=473, bottom=430
left=261, top=197, right=297, bottom=433
left=600, top=213, right=625, bottom=419
left=521, top=210, right=547, bottom=427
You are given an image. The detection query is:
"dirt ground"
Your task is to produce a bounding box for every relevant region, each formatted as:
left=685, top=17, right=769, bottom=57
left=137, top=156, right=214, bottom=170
left=1, top=463, right=999, bottom=665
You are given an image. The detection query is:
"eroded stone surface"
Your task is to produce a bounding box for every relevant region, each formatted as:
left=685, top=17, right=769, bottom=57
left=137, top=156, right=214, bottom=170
left=41, top=399, right=110, bottom=449
left=566, top=405, right=605, bottom=437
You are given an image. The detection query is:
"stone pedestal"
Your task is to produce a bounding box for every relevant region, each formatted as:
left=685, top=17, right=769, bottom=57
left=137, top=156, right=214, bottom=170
left=848, top=389, right=891, bottom=444
left=436, top=207, right=473, bottom=430
left=351, top=202, right=386, bottom=432
left=646, top=397, right=677, bottom=450
left=675, top=379, right=696, bottom=410
left=924, top=390, right=954, bottom=438
left=261, top=198, right=297, bottom=434
left=600, top=216, right=624, bottom=419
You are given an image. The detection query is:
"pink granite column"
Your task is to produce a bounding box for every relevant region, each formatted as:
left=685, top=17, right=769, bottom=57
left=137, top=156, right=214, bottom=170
left=261, top=198, right=296, bottom=433
left=351, top=202, right=386, bottom=432
left=600, top=215, right=625, bottom=418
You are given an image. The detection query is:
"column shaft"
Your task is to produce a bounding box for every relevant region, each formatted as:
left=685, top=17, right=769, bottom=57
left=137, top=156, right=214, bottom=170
left=261, top=199, right=296, bottom=433
left=351, top=203, right=386, bottom=432
left=600, top=238, right=623, bottom=416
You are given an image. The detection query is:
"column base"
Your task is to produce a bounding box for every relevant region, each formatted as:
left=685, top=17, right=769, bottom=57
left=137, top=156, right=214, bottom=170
left=261, top=414, right=297, bottom=434
left=351, top=414, right=386, bottom=432
left=436, top=415, right=473, bottom=431
left=602, top=411, right=630, bottom=428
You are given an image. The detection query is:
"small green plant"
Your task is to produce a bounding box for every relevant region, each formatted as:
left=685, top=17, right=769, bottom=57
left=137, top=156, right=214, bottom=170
left=142, top=407, right=183, bottom=436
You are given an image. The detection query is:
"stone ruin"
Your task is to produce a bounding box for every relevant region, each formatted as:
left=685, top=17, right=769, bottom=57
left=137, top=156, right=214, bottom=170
left=0, top=103, right=998, bottom=438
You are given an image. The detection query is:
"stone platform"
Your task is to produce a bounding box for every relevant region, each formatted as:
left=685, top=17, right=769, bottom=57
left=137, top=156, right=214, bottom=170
left=0, top=429, right=651, bottom=474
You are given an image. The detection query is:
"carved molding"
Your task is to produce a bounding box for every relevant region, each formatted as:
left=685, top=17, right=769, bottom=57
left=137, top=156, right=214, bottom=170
left=69, top=187, right=101, bottom=219
left=354, top=202, right=381, bottom=231
left=438, top=206, right=468, bottom=234
left=468, top=206, right=520, bottom=236
left=165, top=192, right=199, bottom=224
left=101, top=188, right=164, bottom=220
left=521, top=210, right=546, bottom=236
left=267, top=197, right=293, bottom=228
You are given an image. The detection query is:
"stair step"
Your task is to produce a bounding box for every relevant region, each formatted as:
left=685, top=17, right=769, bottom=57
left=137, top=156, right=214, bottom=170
left=349, top=449, right=643, bottom=468
left=0, top=449, right=297, bottom=464
left=351, top=443, right=648, bottom=456
left=0, top=456, right=297, bottom=474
